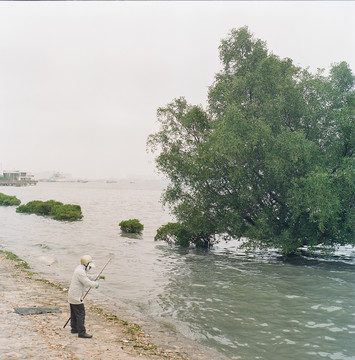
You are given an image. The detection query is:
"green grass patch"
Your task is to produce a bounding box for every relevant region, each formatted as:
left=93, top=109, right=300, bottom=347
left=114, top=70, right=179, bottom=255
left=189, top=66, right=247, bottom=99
left=133, top=343, right=158, bottom=351
left=126, top=323, right=142, bottom=336
left=14, top=261, right=30, bottom=269
left=34, top=278, right=64, bottom=290
left=1, top=250, right=19, bottom=261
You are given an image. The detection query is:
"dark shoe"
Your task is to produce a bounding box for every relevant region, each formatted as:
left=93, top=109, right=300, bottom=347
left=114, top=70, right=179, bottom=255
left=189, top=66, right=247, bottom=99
left=78, top=333, right=93, bottom=338
left=71, top=329, right=78, bottom=334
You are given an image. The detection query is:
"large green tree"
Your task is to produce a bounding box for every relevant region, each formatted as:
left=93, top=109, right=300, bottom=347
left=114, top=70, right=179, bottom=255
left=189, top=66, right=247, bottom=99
left=148, top=27, right=354, bottom=255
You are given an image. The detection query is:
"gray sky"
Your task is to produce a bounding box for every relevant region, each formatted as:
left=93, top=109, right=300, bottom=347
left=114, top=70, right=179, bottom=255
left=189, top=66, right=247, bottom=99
left=0, top=1, right=354, bottom=180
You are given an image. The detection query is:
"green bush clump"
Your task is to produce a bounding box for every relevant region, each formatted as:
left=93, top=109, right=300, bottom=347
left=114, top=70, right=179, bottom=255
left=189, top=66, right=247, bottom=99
left=0, top=193, right=21, bottom=206
left=154, top=222, right=190, bottom=247
left=51, top=204, right=83, bottom=221
left=155, top=222, right=214, bottom=248
left=17, top=200, right=63, bottom=215
left=119, top=219, right=144, bottom=234
left=16, top=200, right=82, bottom=221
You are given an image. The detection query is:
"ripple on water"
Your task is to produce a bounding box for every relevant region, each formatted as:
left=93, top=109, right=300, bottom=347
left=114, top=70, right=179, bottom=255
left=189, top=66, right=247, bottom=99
left=329, top=327, right=346, bottom=333
left=306, top=322, right=334, bottom=328
left=311, top=304, right=343, bottom=312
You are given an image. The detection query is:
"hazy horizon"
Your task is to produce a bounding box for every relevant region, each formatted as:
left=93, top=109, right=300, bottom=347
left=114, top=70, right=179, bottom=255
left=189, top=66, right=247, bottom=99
left=1, top=2, right=354, bottom=180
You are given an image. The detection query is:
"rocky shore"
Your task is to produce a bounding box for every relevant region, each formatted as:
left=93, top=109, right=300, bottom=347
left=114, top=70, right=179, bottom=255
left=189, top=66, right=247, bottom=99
left=0, top=251, right=230, bottom=360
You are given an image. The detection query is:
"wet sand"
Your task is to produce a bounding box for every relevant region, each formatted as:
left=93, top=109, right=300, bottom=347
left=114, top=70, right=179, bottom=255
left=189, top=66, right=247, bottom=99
left=0, top=252, right=230, bottom=360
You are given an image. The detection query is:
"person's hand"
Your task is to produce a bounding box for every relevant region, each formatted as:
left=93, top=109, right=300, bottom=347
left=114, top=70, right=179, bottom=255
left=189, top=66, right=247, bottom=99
left=99, top=275, right=106, bottom=280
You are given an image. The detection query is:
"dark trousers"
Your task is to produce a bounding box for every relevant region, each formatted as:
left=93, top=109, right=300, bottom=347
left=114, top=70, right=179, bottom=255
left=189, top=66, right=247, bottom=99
left=70, top=303, right=86, bottom=335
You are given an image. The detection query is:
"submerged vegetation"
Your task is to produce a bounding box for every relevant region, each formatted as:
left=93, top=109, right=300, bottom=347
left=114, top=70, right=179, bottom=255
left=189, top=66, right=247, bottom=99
left=0, top=193, right=21, bottom=206
left=16, top=200, right=83, bottom=221
left=119, top=219, right=144, bottom=234
left=148, top=27, right=355, bottom=255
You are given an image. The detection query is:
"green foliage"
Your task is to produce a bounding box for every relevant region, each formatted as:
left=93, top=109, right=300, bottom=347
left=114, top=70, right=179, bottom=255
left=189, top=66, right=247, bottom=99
left=155, top=223, right=216, bottom=248
left=51, top=204, right=83, bottom=221
left=119, top=219, right=144, bottom=234
left=16, top=200, right=82, bottom=221
left=0, top=193, right=21, bottom=206
left=148, top=26, right=355, bottom=255
left=154, top=223, right=191, bottom=247
left=17, top=200, right=63, bottom=215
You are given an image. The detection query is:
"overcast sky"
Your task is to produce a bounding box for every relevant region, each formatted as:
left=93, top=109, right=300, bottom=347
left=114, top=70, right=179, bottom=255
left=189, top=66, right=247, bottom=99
left=0, top=1, right=354, bottom=180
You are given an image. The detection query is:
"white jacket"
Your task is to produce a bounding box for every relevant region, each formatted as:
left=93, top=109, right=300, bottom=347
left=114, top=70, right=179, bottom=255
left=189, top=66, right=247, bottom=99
left=68, top=264, right=98, bottom=304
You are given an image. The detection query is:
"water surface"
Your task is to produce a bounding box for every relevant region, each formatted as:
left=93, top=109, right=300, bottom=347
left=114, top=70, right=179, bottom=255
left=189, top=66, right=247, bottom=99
left=1, top=182, right=354, bottom=359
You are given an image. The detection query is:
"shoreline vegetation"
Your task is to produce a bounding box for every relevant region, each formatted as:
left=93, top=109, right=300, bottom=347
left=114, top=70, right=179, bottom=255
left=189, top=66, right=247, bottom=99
left=0, top=249, right=227, bottom=360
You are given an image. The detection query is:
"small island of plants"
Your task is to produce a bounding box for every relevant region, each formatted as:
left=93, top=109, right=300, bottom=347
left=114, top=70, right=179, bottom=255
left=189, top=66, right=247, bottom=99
left=16, top=200, right=83, bottom=221
left=119, top=219, right=144, bottom=234
left=0, top=193, right=21, bottom=206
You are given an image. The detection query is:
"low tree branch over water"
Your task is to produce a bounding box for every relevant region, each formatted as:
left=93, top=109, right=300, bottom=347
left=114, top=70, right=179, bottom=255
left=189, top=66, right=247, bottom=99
left=147, top=26, right=355, bottom=256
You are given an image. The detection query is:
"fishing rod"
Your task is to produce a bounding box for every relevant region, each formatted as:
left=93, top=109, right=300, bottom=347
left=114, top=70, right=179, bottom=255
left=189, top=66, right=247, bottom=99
left=63, top=257, right=112, bottom=329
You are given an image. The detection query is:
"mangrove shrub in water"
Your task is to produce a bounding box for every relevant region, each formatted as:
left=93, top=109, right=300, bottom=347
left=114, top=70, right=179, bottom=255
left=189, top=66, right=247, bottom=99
left=17, top=200, right=63, bottom=215
left=16, top=200, right=82, bottom=221
left=155, top=223, right=214, bottom=248
left=0, top=193, right=21, bottom=206
left=147, top=26, right=355, bottom=255
left=51, top=204, right=83, bottom=221
left=119, top=219, right=144, bottom=234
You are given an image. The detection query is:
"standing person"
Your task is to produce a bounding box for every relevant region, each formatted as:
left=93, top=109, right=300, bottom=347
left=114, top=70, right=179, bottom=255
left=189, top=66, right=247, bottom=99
left=68, top=255, right=101, bottom=338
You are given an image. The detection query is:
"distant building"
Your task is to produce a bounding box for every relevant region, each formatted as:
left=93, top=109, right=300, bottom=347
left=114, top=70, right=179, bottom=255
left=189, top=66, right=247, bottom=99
left=3, top=170, right=35, bottom=181
left=0, top=170, right=37, bottom=186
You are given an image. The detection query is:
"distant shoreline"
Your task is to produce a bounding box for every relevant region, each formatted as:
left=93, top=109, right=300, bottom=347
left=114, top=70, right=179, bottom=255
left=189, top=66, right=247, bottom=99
left=0, top=179, right=38, bottom=186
